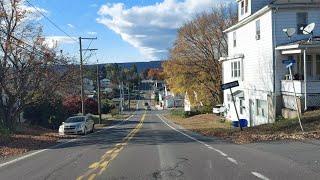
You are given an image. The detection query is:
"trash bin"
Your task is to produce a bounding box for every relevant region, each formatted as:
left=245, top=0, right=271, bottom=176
left=232, top=119, right=248, bottom=128
left=232, top=121, right=239, bottom=127
left=239, top=119, right=248, bottom=128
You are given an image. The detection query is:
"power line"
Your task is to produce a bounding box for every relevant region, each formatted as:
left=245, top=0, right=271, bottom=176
left=25, top=0, right=78, bottom=43
left=0, top=29, right=48, bottom=57
left=83, top=38, right=94, bottom=60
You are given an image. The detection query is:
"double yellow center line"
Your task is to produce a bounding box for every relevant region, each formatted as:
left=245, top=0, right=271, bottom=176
left=77, top=112, right=146, bottom=180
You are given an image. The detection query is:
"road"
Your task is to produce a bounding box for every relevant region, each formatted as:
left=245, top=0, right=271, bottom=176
left=1, top=109, right=320, bottom=180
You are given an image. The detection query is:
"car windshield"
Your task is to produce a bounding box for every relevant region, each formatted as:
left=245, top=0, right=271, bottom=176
left=65, top=117, right=85, bottom=123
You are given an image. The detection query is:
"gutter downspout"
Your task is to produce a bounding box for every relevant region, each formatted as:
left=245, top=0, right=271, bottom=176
left=272, top=7, right=278, bottom=122
left=304, top=49, right=307, bottom=111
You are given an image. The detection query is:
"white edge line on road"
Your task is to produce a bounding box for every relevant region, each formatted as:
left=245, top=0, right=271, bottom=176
left=157, top=115, right=230, bottom=158
left=227, top=157, right=238, bottom=165
left=0, top=114, right=135, bottom=169
left=251, top=172, right=270, bottom=180
left=158, top=114, right=271, bottom=179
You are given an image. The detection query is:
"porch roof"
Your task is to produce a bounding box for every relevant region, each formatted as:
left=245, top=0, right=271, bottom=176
left=276, top=37, right=320, bottom=51
left=219, top=54, right=244, bottom=62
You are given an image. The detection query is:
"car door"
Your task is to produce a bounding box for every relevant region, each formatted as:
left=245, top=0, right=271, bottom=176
left=85, top=117, right=90, bottom=130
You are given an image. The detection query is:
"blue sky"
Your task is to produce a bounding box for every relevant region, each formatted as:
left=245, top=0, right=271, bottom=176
left=29, top=0, right=231, bottom=64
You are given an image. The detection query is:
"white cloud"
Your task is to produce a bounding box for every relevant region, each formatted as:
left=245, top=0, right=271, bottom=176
left=1, top=0, right=48, bottom=22
left=97, top=0, right=231, bottom=60
left=87, top=31, right=98, bottom=35
left=67, top=24, right=75, bottom=28
left=44, top=36, right=77, bottom=48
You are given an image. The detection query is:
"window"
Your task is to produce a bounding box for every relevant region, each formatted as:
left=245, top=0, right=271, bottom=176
left=231, top=61, right=241, bottom=78
left=316, top=55, right=320, bottom=76
left=307, top=55, right=312, bottom=77
left=233, top=31, right=237, bottom=47
left=245, top=0, right=248, bottom=13
left=256, top=20, right=261, bottom=40
left=256, top=99, right=267, bottom=117
left=240, top=1, right=245, bottom=15
left=297, top=12, right=308, bottom=34
left=227, top=94, right=232, bottom=102
left=240, top=99, right=245, bottom=115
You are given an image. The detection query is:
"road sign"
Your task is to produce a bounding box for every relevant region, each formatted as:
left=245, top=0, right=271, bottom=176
left=221, top=81, right=239, bottom=91
left=286, top=62, right=293, bottom=68
left=282, top=59, right=296, bottom=65
left=220, top=80, right=242, bottom=131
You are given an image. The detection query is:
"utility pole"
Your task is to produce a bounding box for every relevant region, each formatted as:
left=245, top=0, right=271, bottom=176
left=120, top=82, right=124, bottom=114
left=128, top=84, right=130, bottom=111
left=79, top=37, right=85, bottom=116
left=96, top=59, right=102, bottom=124
left=79, top=37, right=97, bottom=116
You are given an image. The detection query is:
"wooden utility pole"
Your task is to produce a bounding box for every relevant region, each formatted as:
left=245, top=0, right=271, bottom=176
left=79, top=37, right=85, bottom=115
left=96, top=60, right=102, bottom=124
left=79, top=37, right=97, bottom=116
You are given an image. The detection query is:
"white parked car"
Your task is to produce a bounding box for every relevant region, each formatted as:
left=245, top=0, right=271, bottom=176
left=212, top=104, right=225, bottom=115
left=59, top=115, right=94, bottom=135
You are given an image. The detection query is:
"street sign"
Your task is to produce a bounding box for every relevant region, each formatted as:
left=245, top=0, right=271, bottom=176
left=221, top=81, right=239, bottom=91
left=286, top=62, right=293, bottom=68
left=282, top=59, right=296, bottom=65
left=221, top=80, right=242, bottom=130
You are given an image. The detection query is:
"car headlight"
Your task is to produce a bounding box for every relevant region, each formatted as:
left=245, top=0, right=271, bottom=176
left=59, top=125, right=64, bottom=133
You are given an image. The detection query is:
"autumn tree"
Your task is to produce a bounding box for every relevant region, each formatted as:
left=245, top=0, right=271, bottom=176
left=147, top=68, right=164, bottom=80
left=0, top=0, right=76, bottom=130
left=163, top=6, right=237, bottom=107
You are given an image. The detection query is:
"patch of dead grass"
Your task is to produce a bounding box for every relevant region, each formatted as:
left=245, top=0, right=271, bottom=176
left=165, top=110, right=320, bottom=144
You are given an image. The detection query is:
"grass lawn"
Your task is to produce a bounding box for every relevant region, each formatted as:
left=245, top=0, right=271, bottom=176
left=0, top=113, right=132, bottom=160
left=165, top=109, right=320, bottom=144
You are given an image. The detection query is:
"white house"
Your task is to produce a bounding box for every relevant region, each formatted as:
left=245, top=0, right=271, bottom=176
left=220, top=0, right=320, bottom=126
left=100, top=78, right=112, bottom=93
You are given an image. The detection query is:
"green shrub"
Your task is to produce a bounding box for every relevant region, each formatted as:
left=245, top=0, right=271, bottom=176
left=0, top=123, right=11, bottom=136
left=196, top=105, right=212, bottom=114
left=170, top=109, right=189, bottom=118
left=23, top=98, right=67, bottom=129
left=101, top=99, right=114, bottom=114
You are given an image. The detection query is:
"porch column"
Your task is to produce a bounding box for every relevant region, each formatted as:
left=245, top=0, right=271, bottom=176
left=303, top=49, right=307, bottom=111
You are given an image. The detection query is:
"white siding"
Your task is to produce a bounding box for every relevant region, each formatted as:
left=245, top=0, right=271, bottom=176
left=223, top=10, right=273, bottom=125
left=227, top=10, right=274, bottom=93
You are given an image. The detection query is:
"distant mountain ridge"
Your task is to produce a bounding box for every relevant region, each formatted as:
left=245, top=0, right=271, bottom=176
left=86, top=60, right=163, bottom=73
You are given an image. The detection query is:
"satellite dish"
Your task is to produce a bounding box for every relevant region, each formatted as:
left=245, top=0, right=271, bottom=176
left=283, top=28, right=296, bottom=39
left=302, top=22, right=315, bottom=35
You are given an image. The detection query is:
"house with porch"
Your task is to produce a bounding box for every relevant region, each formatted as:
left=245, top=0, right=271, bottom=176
left=220, top=0, right=320, bottom=126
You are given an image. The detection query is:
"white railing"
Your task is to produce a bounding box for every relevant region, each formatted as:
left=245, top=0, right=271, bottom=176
left=281, top=80, right=320, bottom=108
left=281, top=80, right=320, bottom=95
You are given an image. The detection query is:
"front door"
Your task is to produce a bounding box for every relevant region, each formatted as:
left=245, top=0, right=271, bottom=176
left=249, top=99, right=255, bottom=127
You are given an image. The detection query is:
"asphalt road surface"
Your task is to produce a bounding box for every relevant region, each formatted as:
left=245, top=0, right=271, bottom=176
left=1, top=110, right=320, bottom=180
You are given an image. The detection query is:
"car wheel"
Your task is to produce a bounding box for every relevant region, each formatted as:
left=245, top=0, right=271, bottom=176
left=83, top=127, right=87, bottom=135
left=91, top=124, right=94, bottom=133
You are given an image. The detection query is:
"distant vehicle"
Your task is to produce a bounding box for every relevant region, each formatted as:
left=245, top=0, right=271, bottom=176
left=212, top=104, right=225, bottom=115
left=144, top=102, right=149, bottom=106
left=146, top=105, right=151, bottom=111
left=59, top=115, right=94, bottom=135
